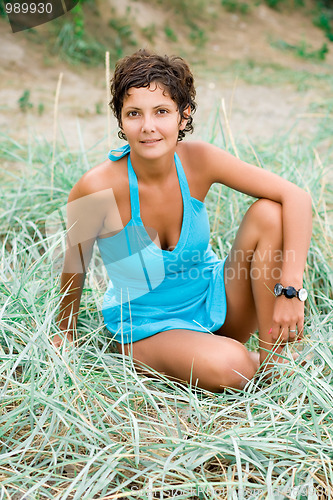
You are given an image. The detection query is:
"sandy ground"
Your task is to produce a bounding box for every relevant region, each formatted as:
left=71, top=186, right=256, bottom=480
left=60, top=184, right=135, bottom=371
left=0, top=1, right=332, bottom=163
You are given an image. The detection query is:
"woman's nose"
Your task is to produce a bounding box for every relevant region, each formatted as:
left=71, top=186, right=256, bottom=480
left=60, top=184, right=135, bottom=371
left=141, top=114, right=156, bottom=133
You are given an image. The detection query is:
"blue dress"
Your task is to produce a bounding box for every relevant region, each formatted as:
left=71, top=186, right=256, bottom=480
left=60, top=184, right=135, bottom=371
left=96, top=144, right=227, bottom=345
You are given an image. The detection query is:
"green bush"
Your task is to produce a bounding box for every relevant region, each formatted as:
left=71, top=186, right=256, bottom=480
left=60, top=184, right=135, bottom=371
left=108, top=18, right=137, bottom=59
left=221, top=0, right=250, bottom=14
left=189, top=25, right=208, bottom=46
left=18, top=90, right=33, bottom=113
left=0, top=1, right=7, bottom=18
left=164, top=25, right=178, bottom=42
left=265, top=0, right=285, bottom=9
left=52, top=21, right=105, bottom=65
left=142, top=23, right=157, bottom=44
left=271, top=38, right=329, bottom=61
left=313, top=3, right=333, bottom=42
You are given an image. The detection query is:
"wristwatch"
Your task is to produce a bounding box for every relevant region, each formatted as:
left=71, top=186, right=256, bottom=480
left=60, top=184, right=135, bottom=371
left=274, top=283, right=308, bottom=302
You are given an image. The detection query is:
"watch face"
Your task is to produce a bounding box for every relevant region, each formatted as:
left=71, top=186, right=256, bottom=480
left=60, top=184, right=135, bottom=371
left=298, top=288, right=308, bottom=301
left=284, top=286, right=297, bottom=299
left=274, top=283, right=283, bottom=296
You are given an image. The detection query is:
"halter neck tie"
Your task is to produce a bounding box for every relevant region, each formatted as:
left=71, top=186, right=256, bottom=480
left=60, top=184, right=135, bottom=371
left=108, top=143, right=131, bottom=161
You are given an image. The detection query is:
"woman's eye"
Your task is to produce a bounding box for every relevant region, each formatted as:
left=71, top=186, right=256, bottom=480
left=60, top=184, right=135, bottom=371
left=128, top=111, right=139, bottom=117
left=157, top=109, right=168, bottom=114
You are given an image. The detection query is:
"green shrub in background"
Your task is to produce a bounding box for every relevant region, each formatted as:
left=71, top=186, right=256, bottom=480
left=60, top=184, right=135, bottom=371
left=164, top=24, right=178, bottom=42
left=0, top=1, right=7, bottom=18
left=18, top=90, right=33, bottom=113
left=264, top=0, right=282, bottom=8
left=142, top=23, right=157, bottom=44
left=189, top=25, right=208, bottom=46
left=263, top=0, right=305, bottom=9
left=2, top=0, right=332, bottom=67
left=52, top=21, right=106, bottom=65
left=71, top=2, right=85, bottom=39
left=108, top=16, right=137, bottom=59
left=221, top=0, right=250, bottom=14
left=261, top=0, right=333, bottom=46
left=313, top=2, right=333, bottom=41
left=271, top=38, right=329, bottom=61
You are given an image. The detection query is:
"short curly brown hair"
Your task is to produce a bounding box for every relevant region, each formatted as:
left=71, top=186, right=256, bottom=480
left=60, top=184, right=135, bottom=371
left=110, top=49, right=197, bottom=141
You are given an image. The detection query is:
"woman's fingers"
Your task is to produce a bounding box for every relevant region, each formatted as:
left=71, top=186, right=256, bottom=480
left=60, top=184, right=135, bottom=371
left=297, top=318, right=304, bottom=341
left=270, top=324, right=288, bottom=343
left=270, top=324, right=300, bottom=344
left=288, top=325, right=297, bottom=341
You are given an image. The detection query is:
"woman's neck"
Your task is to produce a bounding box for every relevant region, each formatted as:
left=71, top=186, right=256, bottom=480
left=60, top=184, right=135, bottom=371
left=130, top=150, right=177, bottom=186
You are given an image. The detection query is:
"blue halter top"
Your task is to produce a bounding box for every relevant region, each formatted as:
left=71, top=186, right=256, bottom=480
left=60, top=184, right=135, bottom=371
left=97, top=144, right=227, bottom=345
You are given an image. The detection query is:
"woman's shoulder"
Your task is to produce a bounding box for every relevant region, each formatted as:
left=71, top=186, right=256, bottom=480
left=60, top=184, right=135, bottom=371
left=68, top=156, right=127, bottom=202
left=177, top=139, right=211, bottom=156
left=178, top=140, right=244, bottom=186
left=176, top=140, right=223, bottom=180
left=177, top=140, right=222, bottom=167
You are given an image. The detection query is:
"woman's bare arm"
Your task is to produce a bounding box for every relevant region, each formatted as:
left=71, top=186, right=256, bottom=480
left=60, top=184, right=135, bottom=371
left=54, top=173, right=115, bottom=347
left=189, top=141, right=312, bottom=279
left=55, top=239, right=95, bottom=345
left=187, top=141, right=312, bottom=340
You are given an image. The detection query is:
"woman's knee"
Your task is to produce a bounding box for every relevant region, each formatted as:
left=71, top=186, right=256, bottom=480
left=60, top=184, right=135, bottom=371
left=209, top=339, right=257, bottom=391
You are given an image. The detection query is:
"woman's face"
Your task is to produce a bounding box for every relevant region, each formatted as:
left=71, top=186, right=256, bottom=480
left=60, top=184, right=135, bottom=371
left=120, top=82, right=187, bottom=160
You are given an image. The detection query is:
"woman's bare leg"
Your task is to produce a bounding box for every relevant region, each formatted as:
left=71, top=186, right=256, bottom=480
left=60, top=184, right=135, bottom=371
left=214, top=198, right=289, bottom=366
left=116, top=329, right=259, bottom=392
left=115, top=199, right=289, bottom=390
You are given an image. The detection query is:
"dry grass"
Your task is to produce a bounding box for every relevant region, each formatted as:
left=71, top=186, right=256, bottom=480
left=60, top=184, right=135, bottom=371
left=0, top=114, right=332, bottom=498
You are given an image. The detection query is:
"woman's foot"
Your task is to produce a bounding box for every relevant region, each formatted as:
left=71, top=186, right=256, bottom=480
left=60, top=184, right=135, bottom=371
left=249, top=351, right=261, bottom=371
left=51, top=332, right=73, bottom=348
left=258, top=349, right=301, bottom=381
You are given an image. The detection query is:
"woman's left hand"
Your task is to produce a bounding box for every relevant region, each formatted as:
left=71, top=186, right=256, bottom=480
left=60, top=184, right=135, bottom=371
left=270, top=297, right=304, bottom=344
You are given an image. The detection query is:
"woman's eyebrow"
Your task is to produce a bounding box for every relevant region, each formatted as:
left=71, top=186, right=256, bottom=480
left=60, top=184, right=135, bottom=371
left=123, top=106, right=141, bottom=110
left=123, top=103, right=174, bottom=111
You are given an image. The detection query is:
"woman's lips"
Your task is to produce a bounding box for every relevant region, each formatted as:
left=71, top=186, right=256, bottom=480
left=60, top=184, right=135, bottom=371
left=139, top=139, right=162, bottom=144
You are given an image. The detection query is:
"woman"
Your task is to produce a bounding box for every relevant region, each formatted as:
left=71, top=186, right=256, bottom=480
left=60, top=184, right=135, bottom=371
left=55, top=50, right=312, bottom=392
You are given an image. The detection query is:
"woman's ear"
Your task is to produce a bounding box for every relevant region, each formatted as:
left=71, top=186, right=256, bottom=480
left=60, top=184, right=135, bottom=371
left=118, top=119, right=127, bottom=140
left=180, top=105, right=191, bottom=130
left=118, top=127, right=127, bottom=141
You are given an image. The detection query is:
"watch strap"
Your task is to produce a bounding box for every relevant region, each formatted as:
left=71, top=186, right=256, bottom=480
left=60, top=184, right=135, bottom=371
left=274, top=283, right=307, bottom=301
